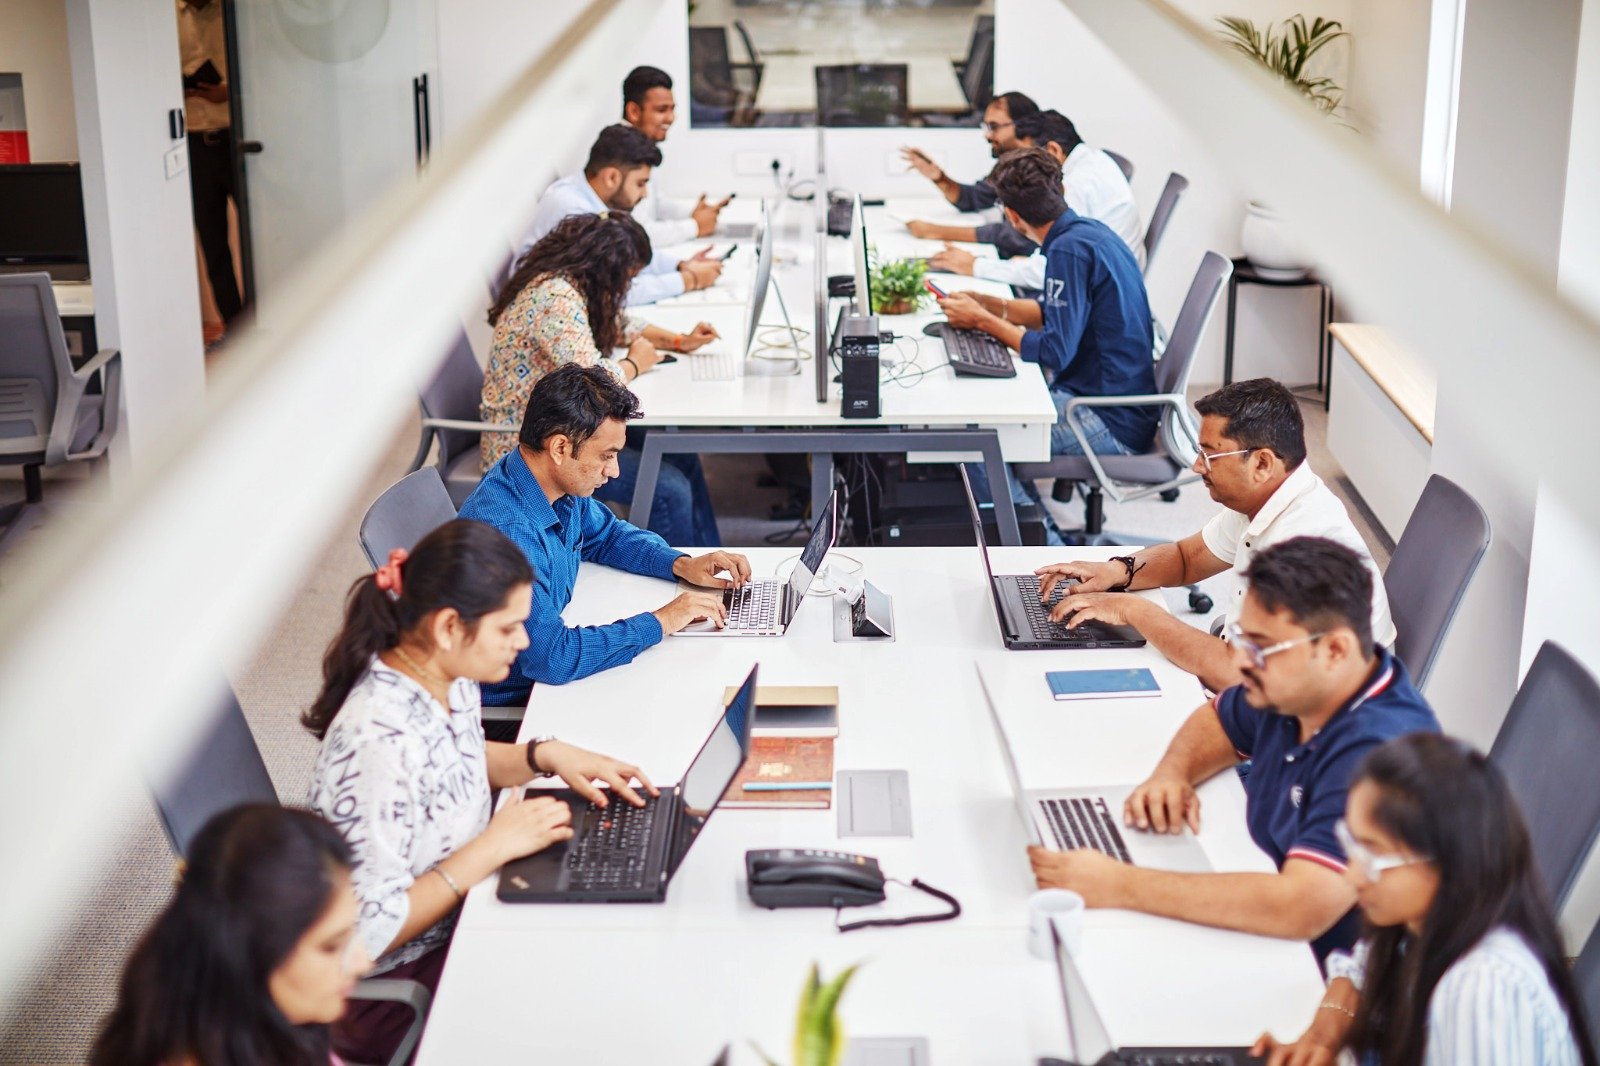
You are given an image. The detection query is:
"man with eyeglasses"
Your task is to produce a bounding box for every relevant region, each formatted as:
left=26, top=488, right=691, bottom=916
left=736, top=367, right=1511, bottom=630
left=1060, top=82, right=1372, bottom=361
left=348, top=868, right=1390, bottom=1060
left=1033, top=377, right=1396, bottom=692
left=1029, top=537, right=1439, bottom=966
left=898, top=90, right=1039, bottom=260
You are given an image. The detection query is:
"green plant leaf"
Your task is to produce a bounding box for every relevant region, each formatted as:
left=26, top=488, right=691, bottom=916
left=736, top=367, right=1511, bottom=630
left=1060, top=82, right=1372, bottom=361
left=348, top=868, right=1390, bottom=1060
left=792, top=962, right=860, bottom=1066
left=1213, top=14, right=1348, bottom=121
left=867, top=248, right=929, bottom=313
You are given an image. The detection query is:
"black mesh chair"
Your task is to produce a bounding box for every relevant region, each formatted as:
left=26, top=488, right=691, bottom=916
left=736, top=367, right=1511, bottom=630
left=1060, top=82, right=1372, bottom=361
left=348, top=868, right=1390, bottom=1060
left=1487, top=642, right=1600, bottom=910
left=816, top=64, right=909, bottom=128
left=1384, top=474, right=1490, bottom=690
left=689, top=25, right=760, bottom=124
left=955, top=14, right=995, bottom=112
left=148, top=686, right=431, bottom=1066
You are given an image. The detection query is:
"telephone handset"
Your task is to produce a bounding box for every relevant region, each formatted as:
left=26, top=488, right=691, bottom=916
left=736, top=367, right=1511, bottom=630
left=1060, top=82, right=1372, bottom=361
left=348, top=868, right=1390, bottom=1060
left=745, top=848, right=887, bottom=908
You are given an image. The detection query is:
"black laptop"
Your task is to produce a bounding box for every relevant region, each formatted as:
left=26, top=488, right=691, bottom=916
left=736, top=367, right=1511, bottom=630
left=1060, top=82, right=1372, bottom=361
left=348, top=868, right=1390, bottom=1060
left=497, top=665, right=758, bottom=903
left=959, top=467, right=1145, bottom=651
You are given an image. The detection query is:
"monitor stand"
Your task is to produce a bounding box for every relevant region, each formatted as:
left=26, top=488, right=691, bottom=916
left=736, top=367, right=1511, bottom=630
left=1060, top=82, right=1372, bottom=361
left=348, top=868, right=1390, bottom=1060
left=743, top=276, right=804, bottom=377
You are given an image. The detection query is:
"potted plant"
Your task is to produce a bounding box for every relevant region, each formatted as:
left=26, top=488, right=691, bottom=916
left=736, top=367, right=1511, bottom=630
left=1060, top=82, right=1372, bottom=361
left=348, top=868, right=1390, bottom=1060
left=1216, top=15, right=1348, bottom=278
left=754, top=962, right=860, bottom=1066
left=868, top=251, right=929, bottom=315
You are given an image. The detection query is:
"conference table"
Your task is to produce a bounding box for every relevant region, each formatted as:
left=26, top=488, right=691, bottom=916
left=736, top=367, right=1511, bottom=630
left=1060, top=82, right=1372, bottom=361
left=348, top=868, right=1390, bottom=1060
left=631, top=195, right=1056, bottom=546
left=414, top=546, right=1324, bottom=1064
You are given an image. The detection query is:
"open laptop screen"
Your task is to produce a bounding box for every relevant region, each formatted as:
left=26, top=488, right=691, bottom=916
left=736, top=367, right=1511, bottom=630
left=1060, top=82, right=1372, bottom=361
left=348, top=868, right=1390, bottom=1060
left=1054, top=923, right=1115, bottom=1064
left=785, top=491, right=838, bottom=605
left=666, top=665, right=759, bottom=876
left=958, top=466, right=1014, bottom=634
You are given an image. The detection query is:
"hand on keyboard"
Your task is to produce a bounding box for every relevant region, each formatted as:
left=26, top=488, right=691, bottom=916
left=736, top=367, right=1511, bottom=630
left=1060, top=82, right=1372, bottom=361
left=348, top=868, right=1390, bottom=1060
left=1124, top=772, right=1201, bottom=835
left=1048, top=590, right=1149, bottom=630
left=672, top=551, right=753, bottom=589
left=530, top=740, right=658, bottom=809
left=1036, top=560, right=1124, bottom=598
left=654, top=590, right=729, bottom=634
left=484, top=793, right=574, bottom=864
left=1026, top=844, right=1128, bottom=907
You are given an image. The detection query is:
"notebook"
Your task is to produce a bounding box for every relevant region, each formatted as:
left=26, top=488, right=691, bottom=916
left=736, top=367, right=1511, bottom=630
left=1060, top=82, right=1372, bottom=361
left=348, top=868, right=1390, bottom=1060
left=1046, top=668, right=1161, bottom=702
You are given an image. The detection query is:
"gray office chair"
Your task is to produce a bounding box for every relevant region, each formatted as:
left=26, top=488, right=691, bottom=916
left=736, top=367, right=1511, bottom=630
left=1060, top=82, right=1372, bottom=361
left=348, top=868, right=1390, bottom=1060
left=1143, top=172, right=1190, bottom=276
left=1104, top=149, right=1136, bottom=183
left=0, top=272, right=121, bottom=547
left=148, top=685, right=431, bottom=1066
left=688, top=25, right=760, bottom=124
left=1385, top=474, right=1490, bottom=690
left=1574, top=909, right=1600, bottom=1038
left=815, top=64, right=909, bottom=128
left=1487, top=642, right=1600, bottom=910
left=408, top=330, right=516, bottom=508
left=955, top=14, right=995, bottom=112
left=1012, top=251, right=1231, bottom=575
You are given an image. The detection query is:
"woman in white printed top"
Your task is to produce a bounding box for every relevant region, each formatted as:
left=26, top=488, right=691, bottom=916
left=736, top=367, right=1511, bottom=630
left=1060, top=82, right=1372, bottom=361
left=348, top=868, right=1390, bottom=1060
left=1254, top=733, right=1595, bottom=1066
left=305, top=519, right=657, bottom=1065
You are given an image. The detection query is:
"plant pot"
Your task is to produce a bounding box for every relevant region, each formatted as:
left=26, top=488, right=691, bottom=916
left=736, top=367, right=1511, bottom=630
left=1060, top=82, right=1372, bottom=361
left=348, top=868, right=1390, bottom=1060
left=876, top=297, right=918, bottom=315
left=1240, top=201, right=1312, bottom=279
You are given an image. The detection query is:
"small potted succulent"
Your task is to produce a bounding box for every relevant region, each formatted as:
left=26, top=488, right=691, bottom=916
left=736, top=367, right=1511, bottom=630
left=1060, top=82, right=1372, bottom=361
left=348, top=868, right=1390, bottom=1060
left=868, top=250, right=929, bottom=316
left=754, top=963, right=860, bottom=1066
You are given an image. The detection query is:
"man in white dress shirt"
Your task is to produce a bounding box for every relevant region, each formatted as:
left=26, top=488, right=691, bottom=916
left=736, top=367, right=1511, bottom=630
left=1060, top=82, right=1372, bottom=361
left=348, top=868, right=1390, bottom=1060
left=620, top=65, right=729, bottom=248
left=1032, top=378, right=1396, bottom=692
left=928, top=109, right=1145, bottom=284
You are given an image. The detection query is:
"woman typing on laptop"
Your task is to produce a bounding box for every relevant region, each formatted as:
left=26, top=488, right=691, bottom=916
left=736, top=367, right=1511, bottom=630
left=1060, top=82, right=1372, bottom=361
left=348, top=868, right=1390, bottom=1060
left=303, top=519, right=656, bottom=1064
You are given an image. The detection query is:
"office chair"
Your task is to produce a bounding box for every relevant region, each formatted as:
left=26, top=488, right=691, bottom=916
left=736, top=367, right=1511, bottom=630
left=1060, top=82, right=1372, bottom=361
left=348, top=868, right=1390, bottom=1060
left=1487, top=642, right=1600, bottom=911
left=0, top=273, right=121, bottom=549
left=688, top=25, right=760, bottom=124
left=1385, top=474, right=1490, bottom=690
left=1012, top=252, right=1232, bottom=610
left=1575, top=908, right=1600, bottom=1040
left=1143, top=172, right=1190, bottom=276
left=955, top=14, right=995, bottom=112
left=815, top=64, right=909, bottom=128
left=407, top=330, right=516, bottom=508
left=148, top=685, right=431, bottom=1066
left=1104, top=149, right=1136, bottom=183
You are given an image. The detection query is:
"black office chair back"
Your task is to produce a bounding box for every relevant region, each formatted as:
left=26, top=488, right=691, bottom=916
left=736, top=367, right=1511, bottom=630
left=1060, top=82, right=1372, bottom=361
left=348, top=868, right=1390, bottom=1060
left=360, top=467, right=458, bottom=570
left=150, top=684, right=278, bottom=858
left=0, top=273, right=68, bottom=453
left=1152, top=252, right=1231, bottom=460
left=1143, top=172, right=1190, bottom=273
left=959, top=16, right=995, bottom=110
left=1104, top=149, right=1136, bottom=183
left=1487, top=642, right=1600, bottom=910
left=690, top=26, right=737, bottom=91
left=1386, top=474, right=1490, bottom=689
left=733, top=19, right=760, bottom=64
left=418, top=330, right=485, bottom=471
left=816, top=64, right=909, bottom=127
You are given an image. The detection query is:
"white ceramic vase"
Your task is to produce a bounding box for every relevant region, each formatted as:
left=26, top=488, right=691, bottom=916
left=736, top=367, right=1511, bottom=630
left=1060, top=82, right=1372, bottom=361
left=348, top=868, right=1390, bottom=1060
left=1239, top=201, right=1312, bottom=279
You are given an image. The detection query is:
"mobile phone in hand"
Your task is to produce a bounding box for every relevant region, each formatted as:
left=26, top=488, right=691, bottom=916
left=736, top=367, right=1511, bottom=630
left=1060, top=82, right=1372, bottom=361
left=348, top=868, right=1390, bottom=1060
left=925, top=278, right=949, bottom=299
left=715, top=244, right=739, bottom=261
left=658, top=353, right=679, bottom=364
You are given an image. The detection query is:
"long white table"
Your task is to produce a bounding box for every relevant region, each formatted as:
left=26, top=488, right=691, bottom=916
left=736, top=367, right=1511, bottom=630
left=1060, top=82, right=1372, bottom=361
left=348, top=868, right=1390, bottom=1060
left=414, top=547, right=1323, bottom=1064
left=629, top=196, right=1056, bottom=544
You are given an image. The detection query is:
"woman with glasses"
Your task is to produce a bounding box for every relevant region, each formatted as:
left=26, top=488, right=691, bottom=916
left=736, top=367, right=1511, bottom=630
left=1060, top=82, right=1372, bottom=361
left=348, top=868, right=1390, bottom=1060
left=91, top=805, right=371, bottom=1066
left=1253, top=733, right=1595, bottom=1066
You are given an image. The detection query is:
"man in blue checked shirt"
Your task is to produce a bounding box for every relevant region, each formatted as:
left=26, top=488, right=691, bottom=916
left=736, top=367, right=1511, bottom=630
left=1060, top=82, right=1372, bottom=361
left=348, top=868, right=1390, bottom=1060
left=1028, top=537, right=1439, bottom=967
left=459, top=364, right=750, bottom=705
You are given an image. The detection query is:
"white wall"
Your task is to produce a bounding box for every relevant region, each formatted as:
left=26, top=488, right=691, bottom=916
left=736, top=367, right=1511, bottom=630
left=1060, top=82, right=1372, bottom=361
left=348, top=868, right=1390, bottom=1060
left=1343, top=0, right=1431, bottom=179
left=1558, top=0, right=1600, bottom=319
left=66, top=0, right=206, bottom=467
left=0, top=0, right=78, bottom=161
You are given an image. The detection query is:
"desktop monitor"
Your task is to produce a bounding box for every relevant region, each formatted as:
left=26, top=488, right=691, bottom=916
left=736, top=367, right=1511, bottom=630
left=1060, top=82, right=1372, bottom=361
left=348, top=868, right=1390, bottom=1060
left=851, top=194, right=872, bottom=316
left=814, top=133, right=831, bottom=403
left=743, top=199, right=802, bottom=377
left=0, top=164, right=89, bottom=264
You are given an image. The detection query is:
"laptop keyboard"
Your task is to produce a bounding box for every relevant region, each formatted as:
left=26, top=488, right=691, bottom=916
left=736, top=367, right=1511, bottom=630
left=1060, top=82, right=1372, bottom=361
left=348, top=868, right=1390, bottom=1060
left=940, top=325, right=1017, bottom=378
left=1121, top=1055, right=1243, bottom=1066
left=563, top=797, right=659, bottom=891
left=690, top=349, right=738, bottom=382
left=1040, top=796, right=1133, bottom=864
left=1014, top=575, right=1105, bottom=644
left=724, top=580, right=782, bottom=631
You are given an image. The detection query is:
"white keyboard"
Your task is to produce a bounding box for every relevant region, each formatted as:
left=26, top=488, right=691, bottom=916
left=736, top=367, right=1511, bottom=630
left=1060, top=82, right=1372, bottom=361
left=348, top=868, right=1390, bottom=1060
left=689, top=349, right=739, bottom=382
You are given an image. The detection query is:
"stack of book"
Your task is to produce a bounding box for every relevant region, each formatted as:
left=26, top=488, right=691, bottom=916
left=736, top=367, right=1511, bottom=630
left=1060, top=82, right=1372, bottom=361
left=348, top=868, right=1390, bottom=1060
left=722, top=684, right=838, bottom=810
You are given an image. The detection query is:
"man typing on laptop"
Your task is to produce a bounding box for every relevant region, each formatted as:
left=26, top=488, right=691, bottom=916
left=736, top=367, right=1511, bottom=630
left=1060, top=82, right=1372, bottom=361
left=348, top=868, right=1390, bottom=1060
left=1028, top=538, right=1438, bottom=965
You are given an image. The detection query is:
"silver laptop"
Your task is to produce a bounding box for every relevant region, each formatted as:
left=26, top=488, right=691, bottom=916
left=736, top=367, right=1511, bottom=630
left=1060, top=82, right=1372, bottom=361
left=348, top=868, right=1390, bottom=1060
left=676, top=491, right=837, bottom=638
left=977, top=670, right=1210, bottom=871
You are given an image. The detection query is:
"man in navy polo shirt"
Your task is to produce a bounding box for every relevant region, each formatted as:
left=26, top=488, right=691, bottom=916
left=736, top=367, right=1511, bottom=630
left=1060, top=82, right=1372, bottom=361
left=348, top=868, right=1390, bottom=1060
left=1029, top=536, right=1439, bottom=965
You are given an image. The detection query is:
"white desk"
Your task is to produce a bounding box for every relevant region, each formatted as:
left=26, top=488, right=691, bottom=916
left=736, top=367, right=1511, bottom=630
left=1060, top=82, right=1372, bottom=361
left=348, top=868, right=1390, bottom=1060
left=629, top=197, right=1056, bottom=544
left=414, top=547, right=1323, bottom=1065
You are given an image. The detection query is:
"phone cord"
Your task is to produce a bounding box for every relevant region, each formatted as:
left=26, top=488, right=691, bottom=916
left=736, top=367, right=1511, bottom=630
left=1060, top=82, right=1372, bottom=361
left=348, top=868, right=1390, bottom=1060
left=835, top=878, right=962, bottom=933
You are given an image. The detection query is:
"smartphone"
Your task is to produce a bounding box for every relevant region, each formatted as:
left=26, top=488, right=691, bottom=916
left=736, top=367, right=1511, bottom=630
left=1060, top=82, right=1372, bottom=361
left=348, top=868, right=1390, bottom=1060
left=715, top=244, right=739, bottom=261
left=658, top=353, right=679, bottom=364
left=925, top=278, right=949, bottom=299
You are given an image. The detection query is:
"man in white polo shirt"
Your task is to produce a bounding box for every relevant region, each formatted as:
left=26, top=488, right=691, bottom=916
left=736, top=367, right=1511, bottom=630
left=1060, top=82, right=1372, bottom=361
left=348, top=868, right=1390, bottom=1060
left=1033, top=378, right=1396, bottom=692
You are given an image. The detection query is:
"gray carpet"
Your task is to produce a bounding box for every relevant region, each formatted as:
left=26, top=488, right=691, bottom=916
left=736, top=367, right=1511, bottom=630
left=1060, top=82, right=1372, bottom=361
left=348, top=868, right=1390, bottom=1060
left=0, top=386, right=1382, bottom=1063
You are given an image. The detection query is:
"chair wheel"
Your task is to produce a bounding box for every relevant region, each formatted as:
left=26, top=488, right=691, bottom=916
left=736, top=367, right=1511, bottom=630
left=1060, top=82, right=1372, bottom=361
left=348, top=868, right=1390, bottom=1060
left=1050, top=479, right=1075, bottom=504
left=1188, top=590, right=1214, bottom=614
left=1160, top=488, right=1181, bottom=502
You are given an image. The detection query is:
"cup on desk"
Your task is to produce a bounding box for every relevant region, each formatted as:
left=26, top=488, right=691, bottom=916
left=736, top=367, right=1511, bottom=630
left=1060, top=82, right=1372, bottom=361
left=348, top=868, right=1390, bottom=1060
left=1027, top=888, right=1084, bottom=959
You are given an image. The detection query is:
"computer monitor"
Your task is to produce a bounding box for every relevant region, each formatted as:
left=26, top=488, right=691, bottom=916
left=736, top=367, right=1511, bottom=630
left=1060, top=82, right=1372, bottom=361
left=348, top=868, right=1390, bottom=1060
left=814, top=133, right=831, bottom=403
left=0, top=164, right=89, bottom=264
left=743, top=199, right=801, bottom=377
left=851, top=194, right=872, bottom=316
left=1053, top=924, right=1115, bottom=1064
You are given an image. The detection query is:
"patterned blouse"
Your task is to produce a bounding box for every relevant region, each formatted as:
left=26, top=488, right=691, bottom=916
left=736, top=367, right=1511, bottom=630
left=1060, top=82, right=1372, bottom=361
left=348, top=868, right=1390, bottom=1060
left=480, top=273, right=642, bottom=470
left=307, top=658, right=492, bottom=974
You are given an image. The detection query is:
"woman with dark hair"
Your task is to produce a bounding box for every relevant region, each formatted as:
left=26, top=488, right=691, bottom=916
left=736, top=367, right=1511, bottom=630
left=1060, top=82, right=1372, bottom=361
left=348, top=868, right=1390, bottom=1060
left=90, top=805, right=368, bottom=1066
left=481, top=211, right=722, bottom=547
left=305, top=518, right=656, bottom=1064
left=1254, top=733, right=1595, bottom=1066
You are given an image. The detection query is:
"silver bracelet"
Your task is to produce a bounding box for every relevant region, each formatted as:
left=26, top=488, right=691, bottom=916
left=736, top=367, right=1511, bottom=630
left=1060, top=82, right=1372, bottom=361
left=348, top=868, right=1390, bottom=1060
left=433, top=864, right=465, bottom=901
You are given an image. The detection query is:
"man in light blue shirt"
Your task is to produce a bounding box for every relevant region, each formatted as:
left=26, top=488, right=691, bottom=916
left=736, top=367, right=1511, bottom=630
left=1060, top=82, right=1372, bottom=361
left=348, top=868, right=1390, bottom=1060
left=518, top=124, right=721, bottom=306
left=459, top=363, right=751, bottom=705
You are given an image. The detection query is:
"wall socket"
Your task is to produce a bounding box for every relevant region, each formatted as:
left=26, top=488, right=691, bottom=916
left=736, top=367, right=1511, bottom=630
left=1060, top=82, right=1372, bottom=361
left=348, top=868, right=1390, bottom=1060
left=163, top=144, right=187, bottom=180
left=733, top=150, right=793, bottom=177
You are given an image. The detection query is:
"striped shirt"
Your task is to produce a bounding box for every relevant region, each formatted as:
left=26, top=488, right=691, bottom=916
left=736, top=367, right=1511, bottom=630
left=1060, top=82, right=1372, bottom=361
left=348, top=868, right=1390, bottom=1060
left=1328, top=928, right=1583, bottom=1065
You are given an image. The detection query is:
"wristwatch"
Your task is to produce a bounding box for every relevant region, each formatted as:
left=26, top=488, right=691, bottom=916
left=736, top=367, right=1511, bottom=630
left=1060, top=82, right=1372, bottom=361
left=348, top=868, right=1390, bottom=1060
left=525, top=735, right=557, bottom=776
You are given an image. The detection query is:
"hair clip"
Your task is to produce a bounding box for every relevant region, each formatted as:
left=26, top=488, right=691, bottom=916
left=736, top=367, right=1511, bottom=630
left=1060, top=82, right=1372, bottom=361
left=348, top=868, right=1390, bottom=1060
left=374, top=547, right=409, bottom=599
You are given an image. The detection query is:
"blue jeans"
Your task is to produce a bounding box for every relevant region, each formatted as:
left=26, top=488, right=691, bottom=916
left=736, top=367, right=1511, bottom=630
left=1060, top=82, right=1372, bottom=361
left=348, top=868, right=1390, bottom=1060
left=594, top=429, right=722, bottom=547
left=968, top=388, right=1137, bottom=544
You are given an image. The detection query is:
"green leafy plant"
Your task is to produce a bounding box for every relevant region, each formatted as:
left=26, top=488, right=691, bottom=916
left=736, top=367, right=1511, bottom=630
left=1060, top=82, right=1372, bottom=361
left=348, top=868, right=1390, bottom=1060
left=1216, top=15, right=1348, bottom=115
left=868, top=248, right=929, bottom=314
left=753, top=962, right=860, bottom=1066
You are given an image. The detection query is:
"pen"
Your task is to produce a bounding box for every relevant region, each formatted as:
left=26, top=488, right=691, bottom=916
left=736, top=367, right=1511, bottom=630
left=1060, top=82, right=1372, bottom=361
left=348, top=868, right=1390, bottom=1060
left=743, top=781, right=834, bottom=792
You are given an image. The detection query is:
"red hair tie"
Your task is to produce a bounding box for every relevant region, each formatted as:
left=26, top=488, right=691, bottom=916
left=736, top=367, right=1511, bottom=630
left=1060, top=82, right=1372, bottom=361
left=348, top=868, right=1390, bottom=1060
left=374, top=548, right=408, bottom=598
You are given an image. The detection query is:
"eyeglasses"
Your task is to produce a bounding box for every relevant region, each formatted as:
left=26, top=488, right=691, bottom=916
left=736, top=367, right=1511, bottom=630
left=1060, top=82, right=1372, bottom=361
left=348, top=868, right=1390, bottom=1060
left=1335, top=819, right=1431, bottom=884
left=981, top=120, right=1014, bottom=134
left=1194, top=446, right=1254, bottom=473
left=1225, top=622, right=1324, bottom=671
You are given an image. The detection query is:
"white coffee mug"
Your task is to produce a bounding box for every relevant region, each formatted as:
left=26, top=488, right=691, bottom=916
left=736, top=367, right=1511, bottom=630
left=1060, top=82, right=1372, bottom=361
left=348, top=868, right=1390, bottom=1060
left=1027, top=887, right=1085, bottom=959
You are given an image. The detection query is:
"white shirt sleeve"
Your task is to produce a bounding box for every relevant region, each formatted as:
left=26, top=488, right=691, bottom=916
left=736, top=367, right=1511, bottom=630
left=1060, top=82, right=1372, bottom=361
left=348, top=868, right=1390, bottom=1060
left=1200, top=508, right=1248, bottom=565
left=625, top=257, right=687, bottom=305
left=641, top=216, right=700, bottom=248
left=974, top=252, right=1047, bottom=289
left=1425, top=954, right=1575, bottom=1066
left=1325, top=941, right=1368, bottom=991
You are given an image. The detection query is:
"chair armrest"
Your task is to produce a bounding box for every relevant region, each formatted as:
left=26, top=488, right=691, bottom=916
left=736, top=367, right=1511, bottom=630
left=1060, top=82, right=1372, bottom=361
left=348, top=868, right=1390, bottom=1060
left=53, top=349, right=124, bottom=465
left=421, top=416, right=520, bottom=434
left=71, top=347, right=122, bottom=382
left=352, top=977, right=433, bottom=1066
left=1056, top=393, right=1200, bottom=506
